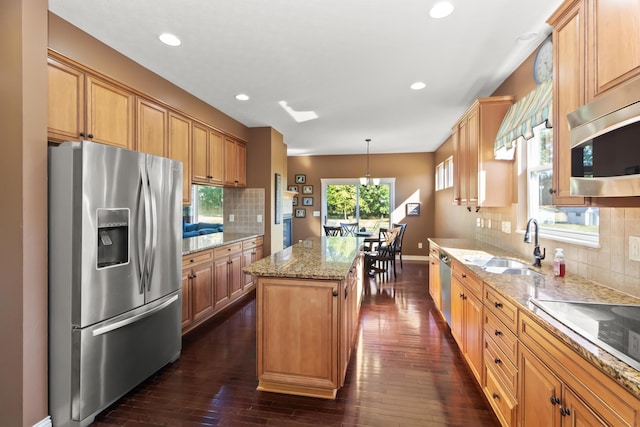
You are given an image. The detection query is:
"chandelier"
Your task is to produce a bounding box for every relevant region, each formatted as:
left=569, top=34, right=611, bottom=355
left=360, top=139, right=380, bottom=186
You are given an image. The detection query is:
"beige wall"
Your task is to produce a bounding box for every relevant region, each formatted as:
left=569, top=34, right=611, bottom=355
left=0, top=0, right=49, bottom=425
left=288, top=152, right=435, bottom=258
left=433, top=43, right=640, bottom=298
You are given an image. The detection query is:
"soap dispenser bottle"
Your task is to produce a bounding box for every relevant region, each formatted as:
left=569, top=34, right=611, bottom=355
left=553, top=248, right=565, bottom=277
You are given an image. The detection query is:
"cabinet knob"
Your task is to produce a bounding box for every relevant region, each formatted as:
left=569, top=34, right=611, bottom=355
left=549, top=188, right=557, bottom=195
left=459, top=293, right=465, bottom=298
left=192, top=274, right=197, bottom=278
left=560, top=407, right=571, bottom=417
left=494, top=301, right=503, bottom=308
left=332, top=290, right=339, bottom=297
left=494, top=358, right=501, bottom=364
left=494, top=330, right=502, bottom=336
left=207, top=175, right=213, bottom=179
left=461, top=273, right=467, bottom=278
left=550, top=396, right=561, bottom=405
left=190, top=259, right=195, bottom=263
left=492, top=393, right=499, bottom=399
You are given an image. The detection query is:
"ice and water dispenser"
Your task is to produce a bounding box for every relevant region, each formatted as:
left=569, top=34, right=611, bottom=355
left=96, top=208, right=130, bottom=269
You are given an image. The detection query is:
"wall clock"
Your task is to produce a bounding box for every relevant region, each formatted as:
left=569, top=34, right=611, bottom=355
left=534, top=38, right=553, bottom=84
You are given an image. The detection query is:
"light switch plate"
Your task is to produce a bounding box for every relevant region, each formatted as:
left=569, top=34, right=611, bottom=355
left=257, top=214, right=262, bottom=223
left=630, top=236, right=640, bottom=261
left=313, top=211, right=320, bottom=217
left=229, top=214, right=235, bottom=222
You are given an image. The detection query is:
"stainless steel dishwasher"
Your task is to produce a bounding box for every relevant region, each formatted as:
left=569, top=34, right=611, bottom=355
left=439, top=250, right=452, bottom=326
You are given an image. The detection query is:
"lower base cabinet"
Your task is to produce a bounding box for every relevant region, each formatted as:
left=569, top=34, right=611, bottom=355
left=182, top=237, right=262, bottom=335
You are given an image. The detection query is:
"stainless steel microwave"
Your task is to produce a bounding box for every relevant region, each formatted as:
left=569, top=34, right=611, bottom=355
left=568, top=78, right=640, bottom=197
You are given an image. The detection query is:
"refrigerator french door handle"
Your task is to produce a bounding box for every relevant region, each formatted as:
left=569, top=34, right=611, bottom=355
left=91, top=294, right=179, bottom=336
left=146, top=163, right=159, bottom=291
left=136, top=169, right=146, bottom=294
left=141, top=168, right=153, bottom=292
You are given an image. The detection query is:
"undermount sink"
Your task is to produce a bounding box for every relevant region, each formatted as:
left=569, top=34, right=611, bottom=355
left=466, top=257, right=540, bottom=277
left=484, top=258, right=528, bottom=269
left=483, top=266, right=541, bottom=276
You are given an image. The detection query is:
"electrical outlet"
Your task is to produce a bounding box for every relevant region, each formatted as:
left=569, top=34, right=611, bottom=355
left=503, top=221, right=511, bottom=234
left=418, top=242, right=423, bottom=249
left=476, top=218, right=481, bottom=227
left=630, top=236, right=640, bottom=261
left=229, top=214, right=235, bottom=222
left=257, top=214, right=262, bottom=223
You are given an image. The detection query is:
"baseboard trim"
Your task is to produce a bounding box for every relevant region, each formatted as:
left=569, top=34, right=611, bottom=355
left=401, top=255, right=428, bottom=262
left=33, top=416, right=52, bottom=427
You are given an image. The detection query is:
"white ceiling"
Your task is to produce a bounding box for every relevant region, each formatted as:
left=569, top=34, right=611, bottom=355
left=48, top=0, right=563, bottom=156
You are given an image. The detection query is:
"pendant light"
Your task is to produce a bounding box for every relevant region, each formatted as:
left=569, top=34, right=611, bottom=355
left=360, top=139, right=380, bottom=186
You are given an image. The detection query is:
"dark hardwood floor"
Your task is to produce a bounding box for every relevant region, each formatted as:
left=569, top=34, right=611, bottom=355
left=93, top=262, right=500, bottom=426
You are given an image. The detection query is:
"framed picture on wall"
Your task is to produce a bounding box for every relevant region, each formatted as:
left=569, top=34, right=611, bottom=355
left=288, top=185, right=298, bottom=192
left=295, top=208, right=306, bottom=218
left=302, top=197, right=313, bottom=206
left=295, top=174, right=306, bottom=184
left=302, top=185, right=313, bottom=194
left=406, top=202, right=420, bottom=216
left=292, top=197, right=298, bottom=206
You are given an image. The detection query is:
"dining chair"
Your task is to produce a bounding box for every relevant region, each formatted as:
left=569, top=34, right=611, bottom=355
left=340, top=222, right=359, bottom=236
left=323, top=225, right=341, bottom=236
left=372, top=226, right=402, bottom=277
left=391, top=223, right=407, bottom=268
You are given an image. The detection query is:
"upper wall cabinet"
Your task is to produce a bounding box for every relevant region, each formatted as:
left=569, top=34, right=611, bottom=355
left=48, top=56, right=135, bottom=150
left=452, top=96, right=513, bottom=209
left=224, top=137, right=247, bottom=187
left=192, top=122, right=225, bottom=186
left=548, top=0, right=587, bottom=206
left=168, top=111, right=192, bottom=205
left=136, top=97, right=167, bottom=157
left=586, top=0, right=640, bottom=101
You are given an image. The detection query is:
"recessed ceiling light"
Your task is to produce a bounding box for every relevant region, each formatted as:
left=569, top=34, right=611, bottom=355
left=429, top=1, right=454, bottom=19
left=235, top=94, right=250, bottom=101
left=411, top=81, right=426, bottom=90
left=158, top=33, right=181, bottom=47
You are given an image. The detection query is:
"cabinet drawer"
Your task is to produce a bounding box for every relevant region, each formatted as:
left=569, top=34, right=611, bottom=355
left=452, top=260, right=482, bottom=297
left=215, top=242, right=242, bottom=258
left=484, top=286, right=517, bottom=332
left=182, top=249, right=213, bottom=267
left=243, top=236, right=263, bottom=249
left=484, top=365, right=517, bottom=427
left=484, top=310, right=518, bottom=364
left=484, top=333, right=517, bottom=397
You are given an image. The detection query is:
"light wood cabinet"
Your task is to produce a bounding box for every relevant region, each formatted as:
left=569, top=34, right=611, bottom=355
left=182, top=250, right=215, bottom=334
left=48, top=55, right=135, bottom=150
left=192, top=122, right=225, bottom=186
left=548, top=0, right=587, bottom=206
left=224, top=137, right=247, bottom=187
left=168, top=111, right=192, bottom=205
left=586, top=0, right=640, bottom=101
left=136, top=97, right=167, bottom=157
left=519, top=310, right=639, bottom=426
left=451, top=260, right=484, bottom=384
left=214, top=243, right=243, bottom=309
left=242, top=237, right=264, bottom=292
left=452, top=96, right=513, bottom=208
left=429, top=246, right=441, bottom=311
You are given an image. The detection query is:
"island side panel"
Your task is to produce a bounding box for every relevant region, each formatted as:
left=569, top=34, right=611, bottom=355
left=256, top=277, right=340, bottom=399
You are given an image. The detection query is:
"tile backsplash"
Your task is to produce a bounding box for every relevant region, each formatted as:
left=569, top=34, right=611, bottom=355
left=475, top=207, right=640, bottom=298
left=223, top=188, right=265, bottom=234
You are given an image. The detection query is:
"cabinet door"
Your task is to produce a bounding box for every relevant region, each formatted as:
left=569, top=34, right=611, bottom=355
left=587, top=0, right=640, bottom=100
left=236, top=141, right=247, bottom=187
left=192, top=122, right=209, bottom=184
left=451, top=277, right=465, bottom=349
left=519, top=345, right=562, bottom=427
left=137, top=98, right=167, bottom=157
left=168, top=111, right=192, bottom=205
left=466, top=109, right=480, bottom=205
left=229, top=251, right=243, bottom=300
left=209, top=130, right=225, bottom=184
left=47, top=58, right=85, bottom=142
left=458, top=120, right=470, bottom=205
left=191, top=263, right=215, bottom=323
left=429, top=255, right=441, bottom=310
left=551, top=0, right=587, bottom=206
left=85, top=75, right=135, bottom=150
left=451, top=126, right=462, bottom=205
left=214, top=256, right=231, bottom=309
left=563, top=386, right=610, bottom=426
left=181, top=270, right=192, bottom=329
left=224, top=137, right=238, bottom=186
left=465, top=291, right=484, bottom=384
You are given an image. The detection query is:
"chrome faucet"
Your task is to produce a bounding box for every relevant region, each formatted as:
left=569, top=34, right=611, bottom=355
left=524, top=218, right=545, bottom=267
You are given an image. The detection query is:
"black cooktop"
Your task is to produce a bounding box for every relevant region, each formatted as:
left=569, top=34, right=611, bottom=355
left=532, top=299, right=640, bottom=371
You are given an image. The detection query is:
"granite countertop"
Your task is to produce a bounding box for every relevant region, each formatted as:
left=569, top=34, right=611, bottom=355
left=182, top=232, right=262, bottom=256
left=242, top=236, right=362, bottom=280
left=429, top=238, right=640, bottom=399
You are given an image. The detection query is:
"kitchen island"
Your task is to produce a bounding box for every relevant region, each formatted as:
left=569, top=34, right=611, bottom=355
left=243, top=236, right=363, bottom=399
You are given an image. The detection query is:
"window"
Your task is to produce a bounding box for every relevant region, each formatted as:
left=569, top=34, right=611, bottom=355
left=436, top=156, right=453, bottom=191
left=190, top=185, right=223, bottom=223
left=321, top=178, right=395, bottom=233
left=526, top=124, right=599, bottom=246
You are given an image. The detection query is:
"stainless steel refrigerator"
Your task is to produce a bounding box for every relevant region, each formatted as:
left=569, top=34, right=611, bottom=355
left=48, top=141, right=183, bottom=427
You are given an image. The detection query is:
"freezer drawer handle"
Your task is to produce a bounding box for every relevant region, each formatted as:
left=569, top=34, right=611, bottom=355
left=92, top=294, right=179, bottom=337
